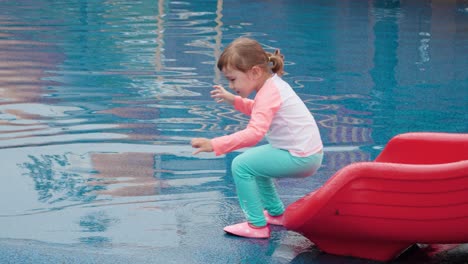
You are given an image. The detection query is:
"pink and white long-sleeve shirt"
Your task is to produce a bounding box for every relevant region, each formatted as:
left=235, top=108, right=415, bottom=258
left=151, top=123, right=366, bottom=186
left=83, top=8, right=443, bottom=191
left=211, top=74, right=323, bottom=157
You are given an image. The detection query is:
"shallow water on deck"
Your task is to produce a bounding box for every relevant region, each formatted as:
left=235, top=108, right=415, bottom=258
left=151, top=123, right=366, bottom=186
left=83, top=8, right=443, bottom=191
left=0, top=0, right=467, bottom=263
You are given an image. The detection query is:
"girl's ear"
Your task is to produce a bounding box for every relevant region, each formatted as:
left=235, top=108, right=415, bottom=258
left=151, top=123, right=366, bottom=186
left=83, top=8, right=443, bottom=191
left=249, top=65, right=263, bottom=79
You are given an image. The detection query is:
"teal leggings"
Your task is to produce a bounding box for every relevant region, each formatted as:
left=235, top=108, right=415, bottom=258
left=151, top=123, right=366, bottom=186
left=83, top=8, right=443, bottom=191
left=231, top=144, right=323, bottom=227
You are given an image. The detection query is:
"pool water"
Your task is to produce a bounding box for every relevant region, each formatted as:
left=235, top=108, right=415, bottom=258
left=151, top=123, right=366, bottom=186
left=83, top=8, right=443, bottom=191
left=0, top=0, right=467, bottom=263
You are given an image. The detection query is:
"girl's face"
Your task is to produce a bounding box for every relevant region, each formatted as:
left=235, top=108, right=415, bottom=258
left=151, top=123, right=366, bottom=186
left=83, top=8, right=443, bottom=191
left=222, top=67, right=259, bottom=98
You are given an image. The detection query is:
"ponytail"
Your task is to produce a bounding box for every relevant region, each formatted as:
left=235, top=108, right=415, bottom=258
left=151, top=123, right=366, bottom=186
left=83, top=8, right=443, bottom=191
left=266, top=49, right=285, bottom=76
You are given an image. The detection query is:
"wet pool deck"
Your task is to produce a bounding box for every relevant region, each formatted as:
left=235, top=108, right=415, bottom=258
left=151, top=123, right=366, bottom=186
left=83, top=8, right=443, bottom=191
left=0, top=144, right=467, bottom=264
left=0, top=221, right=467, bottom=264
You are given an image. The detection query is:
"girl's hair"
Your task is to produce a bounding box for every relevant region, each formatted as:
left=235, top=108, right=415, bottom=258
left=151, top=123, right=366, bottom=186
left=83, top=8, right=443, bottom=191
left=217, top=37, right=284, bottom=76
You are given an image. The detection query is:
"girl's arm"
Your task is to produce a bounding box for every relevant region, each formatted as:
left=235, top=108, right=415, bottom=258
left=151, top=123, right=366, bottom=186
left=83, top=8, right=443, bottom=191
left=211, top=86, right=281, bottom=155
left=211, top=85, right=254, bottom=115
left=191, top=138, right=213, bottom=155
left=211, top=85, right=235, bottom=105
left=233, top=96, right=254, bottom=116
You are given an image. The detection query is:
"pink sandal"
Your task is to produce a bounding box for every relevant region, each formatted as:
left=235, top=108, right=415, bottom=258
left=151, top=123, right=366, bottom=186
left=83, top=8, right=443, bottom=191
left=264, top=210, right=284, bottom=226
left=223, top=222, right=270, bottom=238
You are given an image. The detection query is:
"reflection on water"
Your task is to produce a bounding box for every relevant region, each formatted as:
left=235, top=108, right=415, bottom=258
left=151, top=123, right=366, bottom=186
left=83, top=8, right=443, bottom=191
left=0, top=0, right=467, bottom=262
left=90, top=152, right=163, bottom=197
left=20, top=154, right=102, bottom=204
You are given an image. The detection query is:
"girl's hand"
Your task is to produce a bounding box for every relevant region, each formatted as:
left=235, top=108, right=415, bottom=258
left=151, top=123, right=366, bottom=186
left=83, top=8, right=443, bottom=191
left=211, top=85, right=235, bottom=105
left=191, top=138, right=214, bottom=155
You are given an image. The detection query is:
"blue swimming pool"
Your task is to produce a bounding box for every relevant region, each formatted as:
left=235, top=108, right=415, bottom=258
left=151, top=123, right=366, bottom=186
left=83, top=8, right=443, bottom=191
left=0, top=0, right=467, bottom=263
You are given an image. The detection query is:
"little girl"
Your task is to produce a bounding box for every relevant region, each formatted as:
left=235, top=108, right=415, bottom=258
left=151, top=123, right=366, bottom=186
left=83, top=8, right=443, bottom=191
left=191, top=37, right=323, bottom=238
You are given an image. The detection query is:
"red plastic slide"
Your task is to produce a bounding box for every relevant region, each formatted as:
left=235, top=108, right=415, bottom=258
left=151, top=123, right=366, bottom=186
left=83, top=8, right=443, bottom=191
left=284, top=132, right=468, bottom=261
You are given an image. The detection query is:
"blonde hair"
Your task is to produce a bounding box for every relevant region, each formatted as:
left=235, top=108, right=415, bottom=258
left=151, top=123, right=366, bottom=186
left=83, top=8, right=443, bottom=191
left=217, top=37, right=284, bottom=76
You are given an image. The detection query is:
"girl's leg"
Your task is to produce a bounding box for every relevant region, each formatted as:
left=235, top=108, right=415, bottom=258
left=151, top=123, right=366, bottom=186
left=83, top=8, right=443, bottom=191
left=255, top=176, right=283, bottom=217
left=231, top=144, right=323, bottom=226
left=231, top=150, right=267, bottom=227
